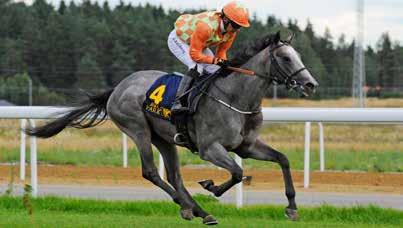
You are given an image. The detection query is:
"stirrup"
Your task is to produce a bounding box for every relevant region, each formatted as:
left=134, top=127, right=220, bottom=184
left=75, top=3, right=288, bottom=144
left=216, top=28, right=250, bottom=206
left=174, top=133, right=187, bottom=145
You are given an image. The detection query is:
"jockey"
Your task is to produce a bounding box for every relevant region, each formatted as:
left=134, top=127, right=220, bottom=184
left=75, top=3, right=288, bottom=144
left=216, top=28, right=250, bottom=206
left=168, top=1, right=250, bottom=114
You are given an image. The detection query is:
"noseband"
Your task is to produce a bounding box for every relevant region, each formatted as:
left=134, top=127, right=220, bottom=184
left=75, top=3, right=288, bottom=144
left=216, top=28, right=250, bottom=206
left=268, top=43, right=307, bottom=90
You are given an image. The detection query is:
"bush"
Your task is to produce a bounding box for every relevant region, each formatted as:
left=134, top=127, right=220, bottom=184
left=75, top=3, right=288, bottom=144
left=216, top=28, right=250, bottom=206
left=0, top=73, right=66, bottom=105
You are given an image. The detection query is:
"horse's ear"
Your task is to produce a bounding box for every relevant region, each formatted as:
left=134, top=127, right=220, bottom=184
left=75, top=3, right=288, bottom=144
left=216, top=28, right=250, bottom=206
left=274, top=31, right=281, bottom=44
left=286, top=33, right=295, bottom=44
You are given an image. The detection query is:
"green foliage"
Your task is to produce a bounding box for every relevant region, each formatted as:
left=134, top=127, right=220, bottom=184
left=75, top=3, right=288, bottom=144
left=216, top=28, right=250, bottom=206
left=22, top=184, right=33, bottom=215
left=0, top=1, right=401, bottom=102
left=0, top=147, right=401, bottom=172
left=76, top=53, right=105, bottom=90
left=0, top=73, right=66, bottom=105
left=4, top=163, right=15, bottom=196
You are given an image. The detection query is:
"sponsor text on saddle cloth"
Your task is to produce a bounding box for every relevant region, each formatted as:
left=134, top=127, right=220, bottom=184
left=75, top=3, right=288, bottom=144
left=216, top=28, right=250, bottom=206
left=143, top=73, right=182, bottom=120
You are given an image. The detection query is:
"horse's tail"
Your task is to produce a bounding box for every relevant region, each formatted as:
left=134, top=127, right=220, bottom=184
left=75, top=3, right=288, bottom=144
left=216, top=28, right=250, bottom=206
left=25, top=89, right=114, bottom=138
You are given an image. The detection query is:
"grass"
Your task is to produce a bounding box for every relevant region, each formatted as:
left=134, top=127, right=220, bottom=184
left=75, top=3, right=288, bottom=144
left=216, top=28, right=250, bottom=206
left=262, top=97, right=403, bottom=107
left=0, top=195, right=402, bottom=227
left=1, top=147, right=402, bottom=172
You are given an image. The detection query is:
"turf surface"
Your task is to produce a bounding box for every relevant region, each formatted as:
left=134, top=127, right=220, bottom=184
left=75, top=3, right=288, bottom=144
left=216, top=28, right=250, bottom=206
left=0, top=195, right=401, bottom=227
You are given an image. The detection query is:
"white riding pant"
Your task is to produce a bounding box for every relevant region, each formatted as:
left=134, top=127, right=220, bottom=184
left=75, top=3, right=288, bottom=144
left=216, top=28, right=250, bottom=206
left=167, top=29, right=220, bottom=75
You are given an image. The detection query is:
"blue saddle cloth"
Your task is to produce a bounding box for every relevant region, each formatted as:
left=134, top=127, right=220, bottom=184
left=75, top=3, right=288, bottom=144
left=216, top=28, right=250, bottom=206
left=143, top=73, right=182, bottom=120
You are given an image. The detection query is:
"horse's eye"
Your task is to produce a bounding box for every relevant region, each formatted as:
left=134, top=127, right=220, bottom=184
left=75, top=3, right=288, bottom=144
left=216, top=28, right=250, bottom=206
left=283, top=56, right=291, bottom=62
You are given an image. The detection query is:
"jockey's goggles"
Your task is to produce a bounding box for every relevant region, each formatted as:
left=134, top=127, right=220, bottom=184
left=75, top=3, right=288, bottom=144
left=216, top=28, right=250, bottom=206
left=229, top=20, right=242, bottom=30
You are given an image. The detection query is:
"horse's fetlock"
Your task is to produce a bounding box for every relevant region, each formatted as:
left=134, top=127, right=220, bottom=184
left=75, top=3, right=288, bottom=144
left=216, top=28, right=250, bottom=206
left=286, top=190, right=295, bottom=199
left=232, top=171, right=243, bottom=183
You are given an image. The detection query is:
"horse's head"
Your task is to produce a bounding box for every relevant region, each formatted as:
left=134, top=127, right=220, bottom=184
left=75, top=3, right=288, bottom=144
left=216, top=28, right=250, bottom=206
left=268, top=31, right=319, bottom=96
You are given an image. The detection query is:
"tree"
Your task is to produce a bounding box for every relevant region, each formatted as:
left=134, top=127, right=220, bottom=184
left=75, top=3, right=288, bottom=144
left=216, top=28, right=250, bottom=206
left=32, top=0, right=53, bottom=27
left=0, top=39, right=26, bottom=76
left=76, top=53, right=105, bottom=91
left=0, top=73, right=32, bottom=105
left=304, top=19, right=315, bottom=41
left=266, top=15, right=277, bottom=28
left=58, top=0, right=67, bottom=15
left=41, top=12, right=78, bottom=89
left=392, top=44, right=403, bottom=87
left=365, top=46, right=379, bottom=86
left=377, top=33, right=394, bottom=87
left=337, top=34, right=348, bottom=50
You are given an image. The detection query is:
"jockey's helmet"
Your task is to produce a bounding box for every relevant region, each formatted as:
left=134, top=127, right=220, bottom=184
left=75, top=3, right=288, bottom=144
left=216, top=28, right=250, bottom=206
left=222, top=1, right=250, bottom=28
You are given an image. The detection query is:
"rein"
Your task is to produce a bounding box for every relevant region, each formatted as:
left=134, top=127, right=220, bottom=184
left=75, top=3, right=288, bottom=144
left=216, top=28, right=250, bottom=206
left=199, top=43, right=308, bottom=115
left=229, top=43, right=307, bottom=89
left=200, top=90, right=261, bottom=115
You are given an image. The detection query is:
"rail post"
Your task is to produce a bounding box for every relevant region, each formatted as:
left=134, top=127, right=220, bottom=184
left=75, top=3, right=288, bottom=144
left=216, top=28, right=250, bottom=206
left=318, top=123, right=325, bottom=171
left=20, top=119, right=27, bottom=180
left=304, top=122, right=311, bottom=188
left=122, top=133, right=128, bottom=168
left=159, top=154, right=165, bottom=180
left=235, top=154, right=243, bottom=208
left=28, top=119, right=37, bottom=197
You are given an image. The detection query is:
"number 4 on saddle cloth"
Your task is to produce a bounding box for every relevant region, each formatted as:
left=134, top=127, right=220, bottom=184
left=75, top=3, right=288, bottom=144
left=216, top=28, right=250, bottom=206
left=143, top=72, right=215, bottom=152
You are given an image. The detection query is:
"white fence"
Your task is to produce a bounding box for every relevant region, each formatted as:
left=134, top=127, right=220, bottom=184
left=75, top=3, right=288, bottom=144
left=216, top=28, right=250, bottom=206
left=1, top=106, right=403, bottom=206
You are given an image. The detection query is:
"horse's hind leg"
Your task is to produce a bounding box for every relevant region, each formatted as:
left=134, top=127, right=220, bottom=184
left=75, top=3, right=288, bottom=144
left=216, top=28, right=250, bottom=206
left=198, top=142, right=244, bottom=197
left=151, top=135, right=217, bottom=225
left=111, top=116, right=190, bottom=217
left=234, top=139, right=298, bottom=221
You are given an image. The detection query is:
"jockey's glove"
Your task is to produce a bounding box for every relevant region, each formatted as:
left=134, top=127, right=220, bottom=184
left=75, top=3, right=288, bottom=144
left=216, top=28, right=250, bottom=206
left=213, top=58, right=230, bottom=68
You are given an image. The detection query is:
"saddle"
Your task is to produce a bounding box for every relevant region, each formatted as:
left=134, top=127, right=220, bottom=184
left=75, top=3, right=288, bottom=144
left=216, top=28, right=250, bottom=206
left=143, top=72, right=218, bottom=152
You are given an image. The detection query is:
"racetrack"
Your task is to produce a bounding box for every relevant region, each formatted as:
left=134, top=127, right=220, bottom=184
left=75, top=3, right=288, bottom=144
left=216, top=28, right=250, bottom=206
left=3, top=184, right=402, bottom=210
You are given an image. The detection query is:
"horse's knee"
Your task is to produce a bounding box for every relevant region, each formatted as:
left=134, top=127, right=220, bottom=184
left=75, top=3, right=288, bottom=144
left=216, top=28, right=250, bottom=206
left=167, top=173, right=182, bottom=188
left=142, top=169, right=159, bottom=182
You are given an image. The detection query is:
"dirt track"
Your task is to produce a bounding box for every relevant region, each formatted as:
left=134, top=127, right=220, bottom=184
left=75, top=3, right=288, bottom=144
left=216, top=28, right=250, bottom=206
left=1, top=165, right=402, bottom=194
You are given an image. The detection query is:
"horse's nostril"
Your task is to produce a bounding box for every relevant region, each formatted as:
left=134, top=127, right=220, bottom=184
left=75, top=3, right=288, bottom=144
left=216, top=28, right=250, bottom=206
left=305, top=82, right=315, bottom=90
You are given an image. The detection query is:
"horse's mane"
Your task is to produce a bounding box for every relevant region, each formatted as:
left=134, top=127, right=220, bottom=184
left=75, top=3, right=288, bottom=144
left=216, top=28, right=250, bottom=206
left=218, top=33, right=275, bottom=77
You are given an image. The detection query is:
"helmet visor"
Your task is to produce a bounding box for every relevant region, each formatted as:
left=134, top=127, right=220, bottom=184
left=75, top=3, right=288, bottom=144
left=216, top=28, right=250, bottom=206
left=230, top=20, right=242, bottom=30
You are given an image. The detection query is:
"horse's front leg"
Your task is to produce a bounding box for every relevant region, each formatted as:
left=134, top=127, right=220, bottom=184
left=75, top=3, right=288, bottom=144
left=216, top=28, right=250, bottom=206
left=198, top=142, right=243, bottom=197
left=234, top=139, right=298, bottom=221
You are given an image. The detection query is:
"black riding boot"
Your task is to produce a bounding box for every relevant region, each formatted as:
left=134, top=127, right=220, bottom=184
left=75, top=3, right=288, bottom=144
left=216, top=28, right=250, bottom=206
left=171, top=75, right=193, bottom=115
left=171, top=68, right=200, bottom=146
left=171, top=68, right=200, bottom=115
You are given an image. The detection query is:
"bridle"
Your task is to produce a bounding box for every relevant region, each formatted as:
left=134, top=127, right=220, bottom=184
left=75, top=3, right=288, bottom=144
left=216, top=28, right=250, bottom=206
left=268, top=42, right=308, bottom=91
left=245, top=41, right=308, bottom=95
left=198, top=42, right=311, bottom=115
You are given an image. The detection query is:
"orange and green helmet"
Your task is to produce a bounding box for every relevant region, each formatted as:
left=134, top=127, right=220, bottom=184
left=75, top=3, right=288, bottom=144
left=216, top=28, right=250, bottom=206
left=222, top=1, right=250, bottom=28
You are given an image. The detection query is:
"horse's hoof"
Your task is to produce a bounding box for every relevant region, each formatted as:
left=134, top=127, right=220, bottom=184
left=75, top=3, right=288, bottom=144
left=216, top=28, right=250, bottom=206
left=180, top=208, right=194, bottom=220
left=198, top=179, right=214, bottom=190
left=285, top=208, right=299, bottom=221
left=203, top=215, right=218, bottom=225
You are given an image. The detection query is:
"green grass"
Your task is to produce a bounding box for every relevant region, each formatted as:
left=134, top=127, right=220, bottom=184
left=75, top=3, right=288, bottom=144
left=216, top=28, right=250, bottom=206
left=1, top=147, right=402, bottom=172
left=0, top=195, right=402, bottom=227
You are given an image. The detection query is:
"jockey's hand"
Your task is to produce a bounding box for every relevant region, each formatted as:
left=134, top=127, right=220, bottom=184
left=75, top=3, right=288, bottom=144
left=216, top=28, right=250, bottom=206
left=214, top=58, right=230, bottom=68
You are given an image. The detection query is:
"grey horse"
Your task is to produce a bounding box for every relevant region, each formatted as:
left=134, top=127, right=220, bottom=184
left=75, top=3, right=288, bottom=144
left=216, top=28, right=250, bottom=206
left=26, top=31, right=318, bottom=225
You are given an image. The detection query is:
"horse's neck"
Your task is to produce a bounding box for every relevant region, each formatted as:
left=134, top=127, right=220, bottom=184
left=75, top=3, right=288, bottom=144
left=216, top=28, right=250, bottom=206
left=213, top=48, right=271, bottom=111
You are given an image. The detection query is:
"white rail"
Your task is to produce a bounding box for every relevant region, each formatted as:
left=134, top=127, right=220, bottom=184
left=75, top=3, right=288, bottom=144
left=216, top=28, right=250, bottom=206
left=261, top=108, right=403, bottom=123
left=1, top=106, right=403, bottom=203
left=2, top=107, right=403, bottom=122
